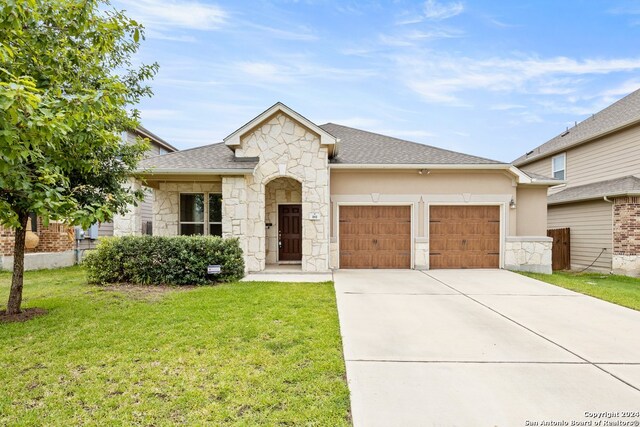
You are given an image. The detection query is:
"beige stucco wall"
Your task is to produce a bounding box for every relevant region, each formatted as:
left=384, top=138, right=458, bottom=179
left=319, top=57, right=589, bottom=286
left=223, top=112, right=330, bottom=272
left=330, top=170, right=518, bottom=237
left=515, top=186, right=548, bottom=236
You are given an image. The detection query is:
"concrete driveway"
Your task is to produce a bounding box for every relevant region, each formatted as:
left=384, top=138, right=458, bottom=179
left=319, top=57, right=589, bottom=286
left=334, top=269, right=640, bottom=426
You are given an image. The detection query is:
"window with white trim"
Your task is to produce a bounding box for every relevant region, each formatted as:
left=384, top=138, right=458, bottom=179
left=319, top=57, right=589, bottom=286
left=552, top=153, right=566, bottom=180
left=179, top=193, right=223, bottom=236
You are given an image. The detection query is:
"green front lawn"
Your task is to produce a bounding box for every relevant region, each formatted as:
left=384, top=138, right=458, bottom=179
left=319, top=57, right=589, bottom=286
left=521, top=271, right=640, bottom=311
left=0, top=267, right=350, bottom=426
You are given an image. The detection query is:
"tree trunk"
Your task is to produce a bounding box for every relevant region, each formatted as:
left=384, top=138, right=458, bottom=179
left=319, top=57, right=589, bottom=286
left=6, top=212, right=29, bottom=315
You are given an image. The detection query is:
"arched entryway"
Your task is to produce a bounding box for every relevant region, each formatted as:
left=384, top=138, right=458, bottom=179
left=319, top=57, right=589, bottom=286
left=265, top=177, right=303, bottom=265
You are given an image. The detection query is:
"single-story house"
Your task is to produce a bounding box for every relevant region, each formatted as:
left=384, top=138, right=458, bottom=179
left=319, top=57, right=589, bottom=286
left=127, top=103, right=559, bottom=273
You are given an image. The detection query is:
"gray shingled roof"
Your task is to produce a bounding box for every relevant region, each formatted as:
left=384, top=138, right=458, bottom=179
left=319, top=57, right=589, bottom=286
left=139, top=142, right=258, bottom=171
left=321, top=123, right=502, bottom=165
left=548, top=175, right=640, bottom=205
left=513, top=88, right=640, bottom=166
left=139, top=123, right=504, bottom=172
left=522, top=170, right=560, bottom=182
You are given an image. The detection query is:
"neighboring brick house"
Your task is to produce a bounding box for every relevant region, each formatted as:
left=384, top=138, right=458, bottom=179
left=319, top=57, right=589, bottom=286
left=0, top=127, right=177, bottom=271
left=513, top=88, right=640, bottom=276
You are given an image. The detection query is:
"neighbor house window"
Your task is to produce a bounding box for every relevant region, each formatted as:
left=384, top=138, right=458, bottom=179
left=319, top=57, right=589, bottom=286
left=209, top=194, right=223, bottom=236
left=552, top=153, right=566, bottom=180
left=179, top=193, right=205, bottom=235
left=179, top=193, right=223, bottom=236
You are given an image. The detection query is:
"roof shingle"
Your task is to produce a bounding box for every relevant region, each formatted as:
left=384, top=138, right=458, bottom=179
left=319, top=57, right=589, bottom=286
left=548, top=175, right=640, bottom=205
left=321, top=123, right=502, bottom=165
left=139, top=142, right=258, bottom=171
left=513, top=88, right=640, bottom=166
left=139, top=122, right=505, bottom=172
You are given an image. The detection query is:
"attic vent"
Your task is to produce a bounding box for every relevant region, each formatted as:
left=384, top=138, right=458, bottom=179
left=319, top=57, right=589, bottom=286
left=560, top=129, right=569, bottom=137
left=525, top=150, right=534, bottom=156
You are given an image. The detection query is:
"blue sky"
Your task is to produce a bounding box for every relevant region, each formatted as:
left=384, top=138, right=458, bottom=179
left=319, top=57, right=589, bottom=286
left=114, top=0, right=640, bottom=162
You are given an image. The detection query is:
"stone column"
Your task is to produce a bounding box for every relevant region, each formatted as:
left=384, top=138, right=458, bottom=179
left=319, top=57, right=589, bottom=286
left=222, top=176, right=250, bottom=271
left=113, top=178, right=143, bottom=236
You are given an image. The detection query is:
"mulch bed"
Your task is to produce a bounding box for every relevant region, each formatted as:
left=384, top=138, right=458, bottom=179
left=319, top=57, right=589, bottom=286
left=0, top=307, right=48, bottom=323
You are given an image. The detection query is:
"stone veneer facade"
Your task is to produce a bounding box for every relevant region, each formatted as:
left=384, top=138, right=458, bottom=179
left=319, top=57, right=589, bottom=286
left=152, top=182, right=222, bottom=237
left=504, top=236, right=553, bottom=274
left=613, top=196, right=640, bottom=276
left=221, top=113, right=330, bottom=272
left=140, top=108, right=553, bottom=275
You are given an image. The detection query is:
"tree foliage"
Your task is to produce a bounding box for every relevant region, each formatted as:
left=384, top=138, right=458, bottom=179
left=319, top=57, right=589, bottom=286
left=0, top=0, right=158, bottom=229
left=0, top=0, right=158, bottom=314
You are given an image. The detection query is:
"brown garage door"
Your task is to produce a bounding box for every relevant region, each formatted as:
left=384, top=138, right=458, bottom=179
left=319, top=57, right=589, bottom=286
left=340, top=206, right=411, bottom=269
left=429, top=206, right=500, bottom=269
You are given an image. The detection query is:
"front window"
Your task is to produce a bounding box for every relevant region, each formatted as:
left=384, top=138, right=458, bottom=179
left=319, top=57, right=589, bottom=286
left=179, top=193, right=223, bottom=236
left=179, top=193, right=205, bottom=235
left=552, top=153, right=566, bottom=180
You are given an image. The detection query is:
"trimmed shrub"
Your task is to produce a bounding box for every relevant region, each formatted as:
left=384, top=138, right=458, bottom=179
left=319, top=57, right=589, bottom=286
left=84, top=235, right=244, bottom=285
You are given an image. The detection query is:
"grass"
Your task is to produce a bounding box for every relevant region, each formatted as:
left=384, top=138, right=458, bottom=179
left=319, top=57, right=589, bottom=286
left=521, top=270, right=640, bottom=311
left=0, top=267, right=350, bottom=426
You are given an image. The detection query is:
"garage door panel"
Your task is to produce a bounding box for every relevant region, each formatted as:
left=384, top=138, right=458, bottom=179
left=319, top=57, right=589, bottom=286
left=340, top=206, right=411, bottom=269
left=429, top=206, right=500, bottom=269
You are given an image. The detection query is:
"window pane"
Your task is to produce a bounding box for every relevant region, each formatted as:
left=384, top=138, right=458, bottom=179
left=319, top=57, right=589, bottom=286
left=554, top=170, right=565, bottom=180
left=180, top=224, right=204, bottom=235
left=552, top=155, right=564, bottom=172
left=180, top=194, right=204, bottom=223
left=209, top=223, right=222, bottom=237
left=209, top=194, right=222, bottom=222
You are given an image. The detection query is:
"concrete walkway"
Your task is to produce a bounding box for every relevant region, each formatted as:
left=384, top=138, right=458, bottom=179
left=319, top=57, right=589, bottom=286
left=334, top=269, right=640, bottom=426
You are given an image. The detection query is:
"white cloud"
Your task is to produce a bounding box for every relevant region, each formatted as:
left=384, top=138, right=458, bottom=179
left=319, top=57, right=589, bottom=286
left=599, top=79, right=640, bottom=97
left=118, top=0, right=227, bottom=31
left=490, top=104, right=526, bottom=111
left=379, top=29, right=463, bottom=46
left=141, top=109, right=185, bottom=120
left=423, top=0, right=464, bottom=21
left=234, top=58, right=377, bottom=85
left=396, top=54, right=640, bottom=104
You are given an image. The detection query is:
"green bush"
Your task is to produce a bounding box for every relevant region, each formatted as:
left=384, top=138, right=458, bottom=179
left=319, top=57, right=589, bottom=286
left=84, top=236, right=244, bottom=285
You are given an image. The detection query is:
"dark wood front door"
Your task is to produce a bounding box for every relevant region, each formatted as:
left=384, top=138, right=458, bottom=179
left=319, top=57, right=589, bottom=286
left=429, top=205, right=500, bottom=269
left=278, top=204, right=302, bottom=261
left=339, top=206, right=411, bottom=269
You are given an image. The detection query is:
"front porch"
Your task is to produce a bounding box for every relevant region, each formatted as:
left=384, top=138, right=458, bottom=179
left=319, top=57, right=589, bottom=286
left=241, top=263, right=333, bottom=282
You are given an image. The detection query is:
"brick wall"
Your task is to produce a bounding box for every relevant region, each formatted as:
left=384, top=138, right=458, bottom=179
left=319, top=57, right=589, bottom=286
left=613, top=196, right=640, bottom=255
left=0, top=218, right=74, bottom=256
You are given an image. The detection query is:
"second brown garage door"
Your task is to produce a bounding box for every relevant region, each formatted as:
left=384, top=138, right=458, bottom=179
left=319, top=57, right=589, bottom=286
left=429, top=205, right=500, bottom=269
left=339, top=205, right=411, bottom=269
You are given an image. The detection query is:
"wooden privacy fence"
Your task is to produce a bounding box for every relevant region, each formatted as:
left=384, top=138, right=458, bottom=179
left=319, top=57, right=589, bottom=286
left=547, top=228, right=570, bottom=271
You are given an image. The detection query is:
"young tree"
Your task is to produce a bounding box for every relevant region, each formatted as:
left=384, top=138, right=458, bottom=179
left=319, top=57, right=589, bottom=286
left=0, top=0, right=158, bottom=314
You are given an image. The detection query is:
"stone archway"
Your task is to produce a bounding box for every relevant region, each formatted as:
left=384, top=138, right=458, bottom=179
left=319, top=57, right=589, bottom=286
left=265, top=177, right=303, bottom=265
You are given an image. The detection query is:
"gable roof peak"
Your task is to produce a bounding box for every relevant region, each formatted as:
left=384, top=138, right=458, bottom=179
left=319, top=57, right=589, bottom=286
left=223, top=102, right=338, bottom=156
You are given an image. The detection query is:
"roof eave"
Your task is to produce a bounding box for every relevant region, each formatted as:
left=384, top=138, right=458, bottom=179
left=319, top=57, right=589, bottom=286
left=134, top=126, right=179, bottom=152
left=136, top=168, right=256, bottom=176
left=548, top=191, right=640, bottom=205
